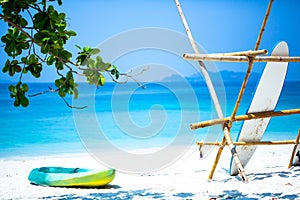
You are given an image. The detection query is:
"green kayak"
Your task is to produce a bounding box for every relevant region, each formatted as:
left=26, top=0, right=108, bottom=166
left=28, top=167, right=115, bottom=187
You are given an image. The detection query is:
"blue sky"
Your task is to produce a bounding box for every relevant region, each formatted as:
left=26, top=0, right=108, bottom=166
left=1, top=0, right=300, bottom=82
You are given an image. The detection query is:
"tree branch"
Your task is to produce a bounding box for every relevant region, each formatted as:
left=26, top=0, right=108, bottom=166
left=62, top=97, right=87, bottom=109
left=0, top=13, right=77, bottom=67
left=105, top=68, right=147, bottom=89
left=28, top=86, right=87, bottom=109
left=0, top=13, right=35, bottom=42
left=28, top=86, right=58, bottom=97
left=1, top=4, right=145, bottom=109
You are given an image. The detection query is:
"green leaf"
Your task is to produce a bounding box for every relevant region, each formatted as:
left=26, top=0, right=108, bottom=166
left=115, top=71, right=120, bottom=79
left=19, top=94, right=29, bottom=107
left=83, top=46, right=91, bottom=51
left=106, top=64, right=113, bottom=70
left=16, top=82, right=21, bottom=88
left=66, top=71, right=74, bottom=83
left=19, top=42, right=30, bottom=50
left=55, top=78, right=65, bottom=88
left=41, top=0, right=46, bottom=7
left=34, top=33, right=43, bottom=44
left=98, top=74, right=105, bottom=86
left=55, top=60, right=64, bottom=70
left=47, top=55, right=56, bottom=65
left=23, top=67, right=28, bottom=74
left=8, top=85, right=15, bottom=93
left=55, top=79, right=60, bottom=87
left=111, top=70, right=115, bottom=75
left=28, top=54, right=37, bottom=64
left=73, top=88, right=78, bottom=99
left=57, top=0, right=62, bottom=6
left=12, top=28, right=19, bottom=38
left=2, top=60, right=10, bottom=73
left=91, top=48, right=100, bottom=55
left=58, top=13, right=66, bottom=20
left=19, top=17, right=28, bottom=27
left=8, top=82, right=29, bottom=107
left=87, top=59, right=96, bottom=69
left=96, top=55, right=102, bottom=63
left=14, top=65, right=22, bottom=73
left=76, top=55, right=87, bottom=66
left=61, top=50, right=72, bottom=60
left=1, top=35, right=9, bottom=44
left=21, top=57, right=28, bottom=64
left=33, top=12, right=49, bottom=30
left=14, top=98, right=20, bottom=107
left=75, top=44, right=81, bottom=50
left=26, top=56, right=43, bottom=78
left=11, top=60, right=18, bottom=65
left=22, top=83, right=28, bottom=92
left=58, top=89, right=66, bottom=98
left=66, top=30, right=76, bottom=37
left=1, top=28, right=28, bottom=58
left=41, top=39, right=50, bottom=54
left=8, top=66, right=15, bottom=76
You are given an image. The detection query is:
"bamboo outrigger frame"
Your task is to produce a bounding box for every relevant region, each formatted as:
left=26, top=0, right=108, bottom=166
left=175, top=0, right=300, bottom=182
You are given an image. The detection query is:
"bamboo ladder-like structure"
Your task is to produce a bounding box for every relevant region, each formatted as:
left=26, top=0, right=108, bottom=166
left=175, top=0, right=300, bottom=182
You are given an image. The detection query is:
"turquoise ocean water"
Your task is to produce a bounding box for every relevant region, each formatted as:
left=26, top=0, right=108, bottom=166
left=0, top=81, right=299, bottom=158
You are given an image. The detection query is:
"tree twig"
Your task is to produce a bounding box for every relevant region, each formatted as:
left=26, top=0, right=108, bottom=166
left=28, top=86, right=87, bottom=109
left=28, top=86, right=58, bottom=97
left=62, top=97, right=87, bottom=109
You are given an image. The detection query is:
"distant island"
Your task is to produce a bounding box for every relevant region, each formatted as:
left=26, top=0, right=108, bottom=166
left=161, top=70, right=260, bottom=83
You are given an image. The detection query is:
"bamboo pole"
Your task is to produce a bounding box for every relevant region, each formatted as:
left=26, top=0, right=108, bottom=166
left=288, top=130, right=300, bottom=168
left=175, top=0, right=248, bottom=182
left=197, top=140, right=299, bottom=146
left=183, top=54, right=300, bottom=63
left=190, top=108, right=300, bottom=130
left=255, top=0, right=274, bottom=50
left=208, top=136, right=226, bottom=180
left=224, top=126, right=248, bottom=182
left=230, top=0, right=274, bottom=121
left=174, top=0, right=223, bottom=119
left=209, top=49, right=268, bottom=57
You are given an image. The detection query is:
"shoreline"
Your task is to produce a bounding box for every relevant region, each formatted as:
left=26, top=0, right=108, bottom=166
left=1, top=145, right=300, bottom=199
left=1, top=129, right=298, bottom=160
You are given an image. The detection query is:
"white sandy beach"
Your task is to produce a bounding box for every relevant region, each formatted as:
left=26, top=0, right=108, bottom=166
left=1, top=145, right=300, bottom=200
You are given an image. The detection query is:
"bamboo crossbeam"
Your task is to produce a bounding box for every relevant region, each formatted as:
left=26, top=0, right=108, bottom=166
left=183, top=54, right=300, bottom=63
left=190, top=108, right=300, bottom=130
left=209, top=49, right=268, bottom=57
left=197, top=140, right=298, bottom=146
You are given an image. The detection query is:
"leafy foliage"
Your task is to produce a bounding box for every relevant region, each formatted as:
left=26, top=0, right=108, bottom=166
left=8, top=82, right=29, bottom=107
left=0, top=0, right=121, bottom=108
